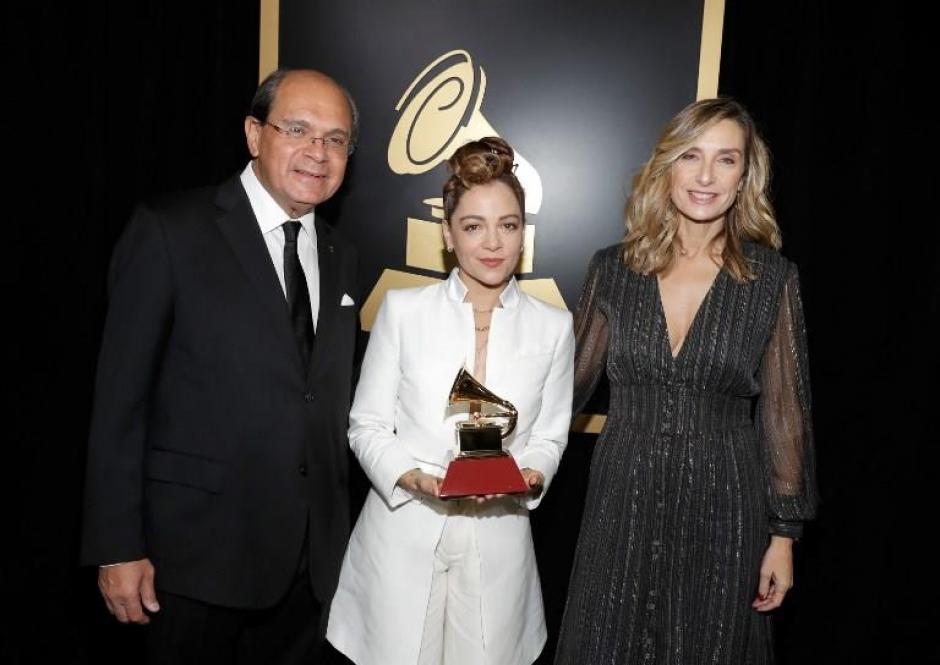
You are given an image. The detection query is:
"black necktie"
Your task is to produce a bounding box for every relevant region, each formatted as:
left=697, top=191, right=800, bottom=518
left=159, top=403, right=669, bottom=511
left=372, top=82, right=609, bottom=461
left=282, top=221, right=314, bottom=368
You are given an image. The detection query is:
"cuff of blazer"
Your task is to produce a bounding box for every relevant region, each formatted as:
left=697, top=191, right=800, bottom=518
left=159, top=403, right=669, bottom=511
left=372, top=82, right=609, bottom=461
left=373, top=448, right=423, bottom=509
left=388, top=484, right=416, bottom=508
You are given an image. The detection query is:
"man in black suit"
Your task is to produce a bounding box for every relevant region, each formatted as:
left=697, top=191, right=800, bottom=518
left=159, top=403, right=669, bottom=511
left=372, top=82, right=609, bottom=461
left=81, top=68, right=360, bottom=664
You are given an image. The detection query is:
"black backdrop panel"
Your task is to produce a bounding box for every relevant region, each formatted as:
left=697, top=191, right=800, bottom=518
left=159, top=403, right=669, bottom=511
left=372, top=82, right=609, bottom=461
left=279, top=0, right=705, bottom=313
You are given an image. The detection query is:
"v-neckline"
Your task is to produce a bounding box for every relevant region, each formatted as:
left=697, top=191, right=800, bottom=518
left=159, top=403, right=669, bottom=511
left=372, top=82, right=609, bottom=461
left=654, top=268, right=723, bottom=363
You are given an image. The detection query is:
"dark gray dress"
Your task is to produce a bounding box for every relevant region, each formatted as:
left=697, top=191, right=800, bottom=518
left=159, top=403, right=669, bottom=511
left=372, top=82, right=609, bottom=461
left=555, top=243, right=817, bottom=665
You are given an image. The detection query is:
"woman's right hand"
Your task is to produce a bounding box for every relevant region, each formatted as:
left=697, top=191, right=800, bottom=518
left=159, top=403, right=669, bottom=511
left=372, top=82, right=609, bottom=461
left=396, top=469, right=443, bottom=499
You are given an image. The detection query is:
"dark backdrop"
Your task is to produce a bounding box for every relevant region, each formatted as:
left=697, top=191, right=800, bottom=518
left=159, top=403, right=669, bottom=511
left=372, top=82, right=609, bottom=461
left=277, top=0, right=704, bottom=310
left=4, top=1, right=928, bottom=664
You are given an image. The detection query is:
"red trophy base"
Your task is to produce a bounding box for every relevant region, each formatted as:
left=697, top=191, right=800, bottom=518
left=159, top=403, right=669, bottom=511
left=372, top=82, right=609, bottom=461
left=439, top=454, right=529, bottom=499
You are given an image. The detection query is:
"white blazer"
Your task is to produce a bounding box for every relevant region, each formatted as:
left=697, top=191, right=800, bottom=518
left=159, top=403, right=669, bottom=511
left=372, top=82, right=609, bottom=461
left=327, top=269, right=574, bottom=665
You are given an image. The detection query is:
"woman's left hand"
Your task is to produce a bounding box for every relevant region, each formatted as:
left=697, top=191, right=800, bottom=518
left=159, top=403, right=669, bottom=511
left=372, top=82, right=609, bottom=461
left=752, top=536, right=794, bottom=612
left=520, top=468, right=545, bottom=493
left=465, top=468, right=545, bottom=504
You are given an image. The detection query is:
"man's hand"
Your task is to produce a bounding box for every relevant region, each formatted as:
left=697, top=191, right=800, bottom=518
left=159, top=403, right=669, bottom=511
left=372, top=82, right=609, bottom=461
left=98, top=558, right=159, bottom=624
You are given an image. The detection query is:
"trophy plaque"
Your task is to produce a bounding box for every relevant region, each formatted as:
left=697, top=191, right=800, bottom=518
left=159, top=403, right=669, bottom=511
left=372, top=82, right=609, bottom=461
left=439, top=368, right=529, bottom=499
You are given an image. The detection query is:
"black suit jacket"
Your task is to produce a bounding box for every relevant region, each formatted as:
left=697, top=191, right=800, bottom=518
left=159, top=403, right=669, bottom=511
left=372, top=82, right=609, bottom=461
left=81, top=176, right=358, bottom=609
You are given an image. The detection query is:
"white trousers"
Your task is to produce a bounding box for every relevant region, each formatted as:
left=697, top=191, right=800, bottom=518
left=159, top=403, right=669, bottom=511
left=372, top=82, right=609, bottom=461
left=417, top=505, right=486, bottom=665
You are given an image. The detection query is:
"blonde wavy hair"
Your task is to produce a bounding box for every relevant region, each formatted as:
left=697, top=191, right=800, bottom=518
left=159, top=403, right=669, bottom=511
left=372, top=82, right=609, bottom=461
left=623, top=98, right=780, bottom=282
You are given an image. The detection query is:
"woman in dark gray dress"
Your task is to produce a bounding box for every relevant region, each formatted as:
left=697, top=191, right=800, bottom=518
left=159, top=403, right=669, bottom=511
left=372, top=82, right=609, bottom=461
left=555, top=98, right=818, bottom=664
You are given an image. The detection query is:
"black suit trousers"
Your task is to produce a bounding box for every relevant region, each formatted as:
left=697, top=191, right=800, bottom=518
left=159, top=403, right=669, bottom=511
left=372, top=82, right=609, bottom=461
left=146, top=534, right=325, bottom=665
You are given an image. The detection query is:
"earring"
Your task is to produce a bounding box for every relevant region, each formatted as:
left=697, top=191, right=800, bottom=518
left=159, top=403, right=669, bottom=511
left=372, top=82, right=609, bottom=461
left=446, top=246, right=454, bottom=253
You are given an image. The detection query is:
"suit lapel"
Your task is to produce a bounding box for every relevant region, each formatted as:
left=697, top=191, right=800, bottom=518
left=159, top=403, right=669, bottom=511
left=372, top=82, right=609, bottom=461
left=308, top=218, right=339, bottom=385
left=213, top=178, right=302, bottom=369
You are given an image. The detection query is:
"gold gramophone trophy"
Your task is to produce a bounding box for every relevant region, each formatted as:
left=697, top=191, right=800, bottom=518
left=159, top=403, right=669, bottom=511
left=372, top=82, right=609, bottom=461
left=439, top=368, right=529, bottom=499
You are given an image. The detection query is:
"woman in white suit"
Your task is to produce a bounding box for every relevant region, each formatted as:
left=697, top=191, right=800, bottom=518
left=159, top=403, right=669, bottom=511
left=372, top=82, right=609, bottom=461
left=327, top=137, right=574, bottom=665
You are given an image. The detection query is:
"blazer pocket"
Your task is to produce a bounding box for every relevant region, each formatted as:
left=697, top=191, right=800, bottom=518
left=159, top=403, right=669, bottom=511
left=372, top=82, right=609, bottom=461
left=509, top=351, right=554, bottom=386
left=145, top=448, right=224, bottom=494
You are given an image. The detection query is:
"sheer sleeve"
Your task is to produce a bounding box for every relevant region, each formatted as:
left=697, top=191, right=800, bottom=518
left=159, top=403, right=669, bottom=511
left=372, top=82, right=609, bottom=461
left=756, top=264, right=819, bottom=539
left=573, top=250, right=610, bottom=415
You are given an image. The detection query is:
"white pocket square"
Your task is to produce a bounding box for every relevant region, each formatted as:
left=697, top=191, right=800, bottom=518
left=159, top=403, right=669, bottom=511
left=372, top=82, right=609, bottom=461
left=340, top=293, right=355, bottom=306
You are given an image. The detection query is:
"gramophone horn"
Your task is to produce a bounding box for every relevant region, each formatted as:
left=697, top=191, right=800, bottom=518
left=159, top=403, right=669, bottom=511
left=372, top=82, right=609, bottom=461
left=388, top=49, right=542, bottom=213
left=448, top=368, right=518, bottom=438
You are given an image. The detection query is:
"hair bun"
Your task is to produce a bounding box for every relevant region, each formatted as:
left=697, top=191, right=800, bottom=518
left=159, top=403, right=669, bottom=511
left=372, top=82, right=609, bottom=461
left=442, top=136, right=526, bottom=222
left=447, top=137, right=515, bottom=188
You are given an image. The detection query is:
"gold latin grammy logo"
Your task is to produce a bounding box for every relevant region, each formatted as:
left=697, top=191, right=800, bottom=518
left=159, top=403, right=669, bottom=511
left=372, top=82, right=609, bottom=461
left=360, top=49, right=566, bottom=330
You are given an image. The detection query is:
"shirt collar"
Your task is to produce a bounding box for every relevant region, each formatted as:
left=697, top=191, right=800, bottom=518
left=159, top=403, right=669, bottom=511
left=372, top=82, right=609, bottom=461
left=240, top=162, right=315, bottom=239
left=444, top=268, right=521, bottom=309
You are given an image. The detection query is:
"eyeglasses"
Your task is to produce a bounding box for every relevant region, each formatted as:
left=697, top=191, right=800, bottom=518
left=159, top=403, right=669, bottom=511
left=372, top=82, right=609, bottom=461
left=260, top=120, right=355, bottom=155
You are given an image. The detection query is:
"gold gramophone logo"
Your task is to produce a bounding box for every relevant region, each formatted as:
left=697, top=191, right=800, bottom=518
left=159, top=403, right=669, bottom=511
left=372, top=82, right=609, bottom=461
left=360, top=49, right=565, bottom=330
